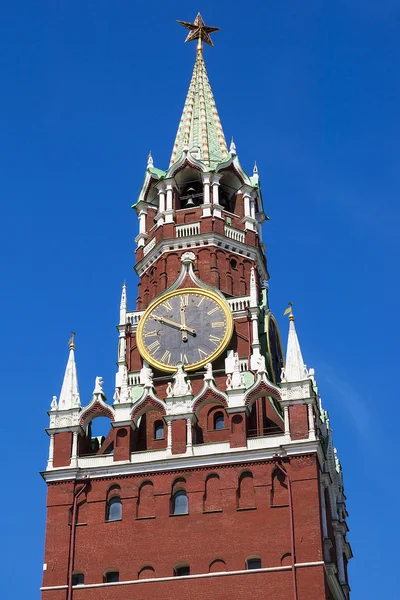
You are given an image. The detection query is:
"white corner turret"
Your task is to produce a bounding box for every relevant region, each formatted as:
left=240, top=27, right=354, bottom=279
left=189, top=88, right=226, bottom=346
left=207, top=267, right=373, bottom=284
left=58, top=334, right=80, bottom=410
left=119, top=282, right=127, bottom=325
left=281, top=309, right=308, bottom=383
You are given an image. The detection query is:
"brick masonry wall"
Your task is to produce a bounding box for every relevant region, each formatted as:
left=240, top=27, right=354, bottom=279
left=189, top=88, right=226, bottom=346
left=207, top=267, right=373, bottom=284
left=42, top=455, right=327, bottom=599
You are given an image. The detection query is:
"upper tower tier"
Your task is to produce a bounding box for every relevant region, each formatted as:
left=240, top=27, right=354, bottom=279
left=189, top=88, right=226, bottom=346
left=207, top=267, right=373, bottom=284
left=133, top=14, right=268, bottom=309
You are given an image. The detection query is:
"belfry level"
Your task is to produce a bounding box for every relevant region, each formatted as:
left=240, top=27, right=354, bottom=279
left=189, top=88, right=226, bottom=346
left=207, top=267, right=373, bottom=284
left=41, top=13, right=352, bottom=600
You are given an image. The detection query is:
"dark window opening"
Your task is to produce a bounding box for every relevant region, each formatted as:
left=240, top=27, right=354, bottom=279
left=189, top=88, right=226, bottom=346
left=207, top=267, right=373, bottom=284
left=104, top=571, right=119, bottom=583
left=172, top=489, right=188, bottom=515
left=214, top=411, right=225, bottom=430
left=106, top=496, right=122, bottom=522
left=174, top=565, right=190, bottom=577
left=72, top=573, right=84, bottom=586
left=230, top=258, right=237, bottom=270
left=154, top=420, right=164, bottom=440
left=247, top=558, right=262, bottom=570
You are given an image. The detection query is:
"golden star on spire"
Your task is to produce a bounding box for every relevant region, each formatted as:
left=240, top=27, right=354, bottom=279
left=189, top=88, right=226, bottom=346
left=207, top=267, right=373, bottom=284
left=177, top=12, right=221, bottom=47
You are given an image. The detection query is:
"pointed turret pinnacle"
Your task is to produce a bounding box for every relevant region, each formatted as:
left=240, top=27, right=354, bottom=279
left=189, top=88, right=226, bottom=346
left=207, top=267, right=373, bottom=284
left=283, top=307, right=308, bottom=382
left=120, top=282, right=127, bottom=325
left=170, top=14, right=228, bottom=168
left=58, top=334, right=80, bottom=410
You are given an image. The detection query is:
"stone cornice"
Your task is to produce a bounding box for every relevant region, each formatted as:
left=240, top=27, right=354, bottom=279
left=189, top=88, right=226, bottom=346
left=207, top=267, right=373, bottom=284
left=42, top=438, right=322, bottom=483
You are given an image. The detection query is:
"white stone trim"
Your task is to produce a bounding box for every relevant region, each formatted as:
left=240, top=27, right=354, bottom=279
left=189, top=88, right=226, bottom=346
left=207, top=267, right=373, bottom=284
left=40, top=561, right=325, bottom=591
left=42, top=439, right=323, bottom=482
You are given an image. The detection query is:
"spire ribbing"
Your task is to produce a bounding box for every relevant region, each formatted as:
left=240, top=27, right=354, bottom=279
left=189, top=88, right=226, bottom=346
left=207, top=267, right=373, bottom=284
left=170, top=35, right=228, bottom=168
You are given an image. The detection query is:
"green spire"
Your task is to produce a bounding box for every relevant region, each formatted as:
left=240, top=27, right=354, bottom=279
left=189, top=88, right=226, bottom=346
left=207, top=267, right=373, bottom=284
left=170, top=16, right=228, bottom=168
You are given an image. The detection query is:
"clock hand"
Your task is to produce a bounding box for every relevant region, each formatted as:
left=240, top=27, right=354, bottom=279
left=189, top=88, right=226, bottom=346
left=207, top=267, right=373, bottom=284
left=151, top=314, right=196, bottom=335
left=180, top=307, right=188, bottom=342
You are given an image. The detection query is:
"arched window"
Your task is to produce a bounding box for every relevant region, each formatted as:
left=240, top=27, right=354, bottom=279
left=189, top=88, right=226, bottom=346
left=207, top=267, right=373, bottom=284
left=106, top=496, right=122, bottom=521
left=72, top=572, right=84, bottom=586
left=246, top=557, right=262, bottom=570
left=214, top=411, right=225, bottom=430
left=138, top=566, right=155, bottom=579
left=103, top=570, right=119, bottom=583
left=174, top=563, right=190, bottom=577
left=172, top=489, right=188, bottom=515
left=154, top=420, right=164, bottom=440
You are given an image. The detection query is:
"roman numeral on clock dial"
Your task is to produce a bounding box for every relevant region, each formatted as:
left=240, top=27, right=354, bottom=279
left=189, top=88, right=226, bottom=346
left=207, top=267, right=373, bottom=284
left=209, top=334, right=221, bottom=345
left=147, top=340, right=160, bottom=353
left=160, top=350, right=171, bottom=363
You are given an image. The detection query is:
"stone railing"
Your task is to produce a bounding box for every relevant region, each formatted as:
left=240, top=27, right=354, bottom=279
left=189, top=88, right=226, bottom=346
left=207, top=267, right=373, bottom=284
left=78, top=454, right=114, bottom=468
left=176, top=222, right=200, bottom=238
left=224, top=224, right=245, bottom=243
left=227, top=296, right=251, bottom=312
left=128, top=372, right=141, bottom=386
left=126, top=311, right=144, bottom=325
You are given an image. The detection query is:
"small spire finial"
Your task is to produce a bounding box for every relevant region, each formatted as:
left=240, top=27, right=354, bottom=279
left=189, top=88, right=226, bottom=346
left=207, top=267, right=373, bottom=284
left=283, top=302, right=294, bottom=321
left=230, top=137, right=236, bottom=155
left=253, top=161, right=258, bottom=175
left=68, top=332, right=76, bottom=350
left=177, top=13, right=221, bottom=51
left=147, top=151, right=153, bottom=168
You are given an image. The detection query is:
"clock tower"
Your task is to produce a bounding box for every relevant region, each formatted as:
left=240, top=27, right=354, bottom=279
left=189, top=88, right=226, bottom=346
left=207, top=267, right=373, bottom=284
left=41, top=14, right=352, bottom=600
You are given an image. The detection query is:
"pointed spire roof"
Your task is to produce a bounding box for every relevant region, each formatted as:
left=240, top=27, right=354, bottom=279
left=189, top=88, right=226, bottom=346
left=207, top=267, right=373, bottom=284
left=170, top=14, right=228, bottom=168
left=283, top=307, right=308, bottom=383
left=58, top=334, right=80, bottom=410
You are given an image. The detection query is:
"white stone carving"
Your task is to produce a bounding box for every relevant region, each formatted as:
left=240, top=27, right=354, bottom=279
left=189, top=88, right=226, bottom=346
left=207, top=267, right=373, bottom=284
left=94, top=376, right=104, bottom=394
left=204, top=362, right=214, bottom=382
left=166, top=362, right=193, bottom=398
left=50, top=396, right=58, bottom=411
left=181, top=251, right=196, bottom=265
left=140, top=365, right=154, bottom=388
left=226, top=353, right=245, bottom=390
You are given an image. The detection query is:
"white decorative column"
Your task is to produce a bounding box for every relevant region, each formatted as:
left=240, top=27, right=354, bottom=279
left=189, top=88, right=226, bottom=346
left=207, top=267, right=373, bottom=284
left=186, top=418, right=193, bottom=455
left=155, top=182, right=166, bottom=226
left=166, top=420, right=172, bottom=455
left=164, top=179, right=175, bottom=224
left=47, top=433, right=55, bottom=469
left=71, top=430, right=79, bottom=467
left=284, top=405, right=290, bottom=438
left=249, top=267, right=261, bottom=370
left=307, top=402, right=316, bottom=440
left=241, top=185, right=257, bottom=232
left=212, top=173, right=222, bottom=218
left=134, top=202, right=149, bottom=247
left=201, top=172, right=212, bottom=217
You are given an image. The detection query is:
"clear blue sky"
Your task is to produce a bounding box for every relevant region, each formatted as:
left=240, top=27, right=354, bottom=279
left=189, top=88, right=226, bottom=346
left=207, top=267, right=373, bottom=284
left=1, top=1, right=398, bottom=598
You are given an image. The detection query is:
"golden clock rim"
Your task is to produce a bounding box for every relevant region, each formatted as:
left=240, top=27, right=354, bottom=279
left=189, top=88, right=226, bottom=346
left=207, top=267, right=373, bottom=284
left=137, top=287, right=234, bottom=373
left=265, top=312, right=284, bottom=384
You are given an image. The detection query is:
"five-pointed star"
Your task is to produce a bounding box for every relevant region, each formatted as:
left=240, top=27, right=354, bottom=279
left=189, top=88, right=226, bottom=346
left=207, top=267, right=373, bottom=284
left=177, top=12, right=220, bottom=47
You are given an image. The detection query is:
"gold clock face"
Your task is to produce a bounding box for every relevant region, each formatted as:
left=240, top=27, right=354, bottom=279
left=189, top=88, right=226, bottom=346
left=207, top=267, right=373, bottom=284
left=137, top=288, right=233, bottom=372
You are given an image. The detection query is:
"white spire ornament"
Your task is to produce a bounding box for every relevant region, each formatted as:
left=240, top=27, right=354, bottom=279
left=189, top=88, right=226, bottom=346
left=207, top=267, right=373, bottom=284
left=120, top=282, right=127, bottom=325
left=58, top=333, right=81, bottom=410
left=281, top=304, right=308, bottom=383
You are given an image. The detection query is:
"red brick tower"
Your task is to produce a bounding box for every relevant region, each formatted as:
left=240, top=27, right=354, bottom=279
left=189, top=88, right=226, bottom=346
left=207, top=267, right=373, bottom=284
left=41, top=14, right=352, bottom=600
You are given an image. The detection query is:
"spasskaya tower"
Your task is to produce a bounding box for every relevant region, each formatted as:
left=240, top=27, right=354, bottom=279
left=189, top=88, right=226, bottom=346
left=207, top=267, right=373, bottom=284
left=41, top=13, right=352, bottom=600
